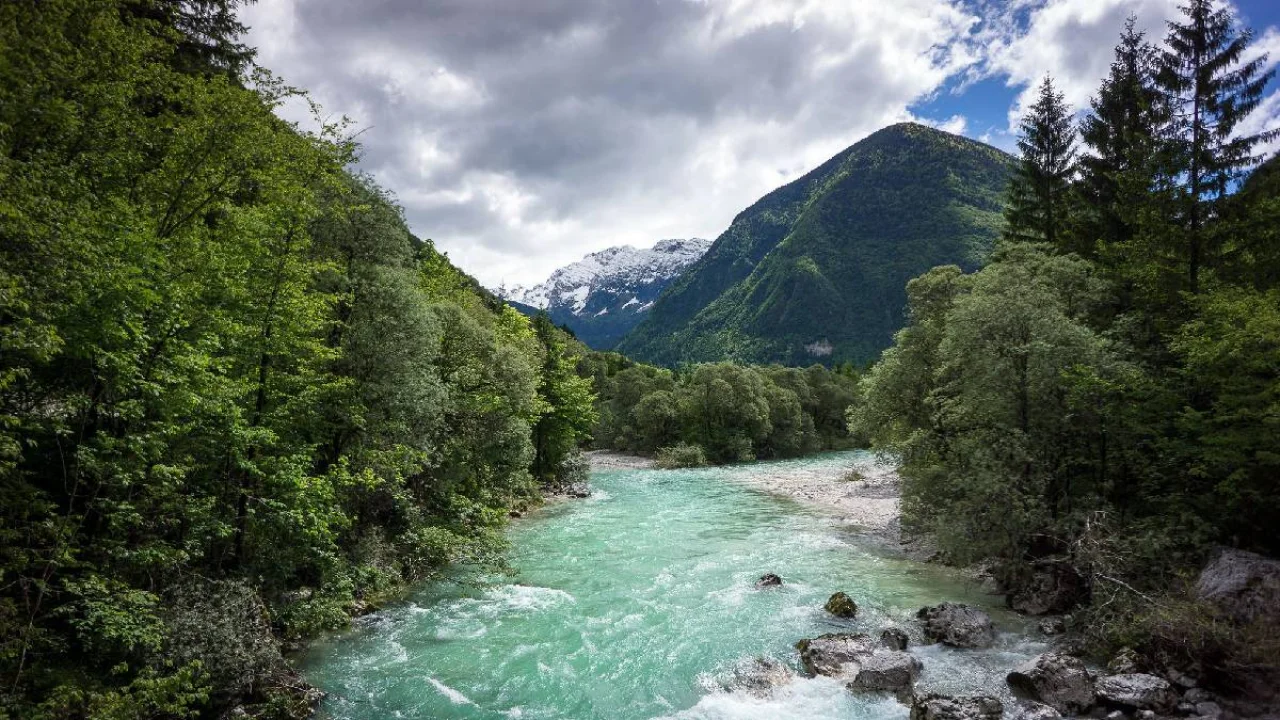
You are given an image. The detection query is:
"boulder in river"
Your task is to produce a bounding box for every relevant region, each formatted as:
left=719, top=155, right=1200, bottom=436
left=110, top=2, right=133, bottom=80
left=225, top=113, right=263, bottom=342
left=1008, top=700, right=1064, bottom=720
left=1038, top=617, right=1066, bottom=636
left=1195, top=547, right=1280, bottom=625
left=795, top=632, right=921, bottom=693
left=881, top=627, right=910, bottom=650
left=755, top=573, right=783, bottom=589
left=724, top=657, right=795, bottom=698
left=1006, top=652, right=1095, bottom=714
left=824, top=591, right=859, bottom=618
left=910, top=693, right=1004, bottom=720
left=917, top=602, right=996, bottom=648
left=1094, top=673, right=1176, bottom=711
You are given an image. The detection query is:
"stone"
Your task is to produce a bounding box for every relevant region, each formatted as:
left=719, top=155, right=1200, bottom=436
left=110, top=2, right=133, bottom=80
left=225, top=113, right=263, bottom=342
left=755, top=573, right=783, bottom=589
left=1106, top=711, right=1127, bottom=720
left=1095, top=674, right=1177, bottom=711
left=725, top=657, right=795, bottom=698
left=1009, top=701, right=1064, bottom=720
left=1195, top=548, right=1280, bottom=625
left=881, top=627, right=910, bottom=650
left=824, top=591, right=859, bottom=618
left=917, top=602, right=996, bottom=648
left=1007, top=652, right=1096, bottom=714
left=795, top=632, right=921, bottom=693
left=910, top=693, right=1004, bottom=720
left=1038, top=617, right=1067, bottom=636
left=1183, top=689, right=1211, bottom=704
left=848, top=651, right=923, bottom=692
left=1136, top=711, right=1156, bottom=720
left=508, top=510, right=523, bottom=518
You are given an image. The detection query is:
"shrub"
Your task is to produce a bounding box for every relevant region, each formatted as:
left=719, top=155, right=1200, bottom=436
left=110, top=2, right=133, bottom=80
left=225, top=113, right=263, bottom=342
left=556, top=449, right=591, bottom=487
left=655, top=443, right=708, bottom=469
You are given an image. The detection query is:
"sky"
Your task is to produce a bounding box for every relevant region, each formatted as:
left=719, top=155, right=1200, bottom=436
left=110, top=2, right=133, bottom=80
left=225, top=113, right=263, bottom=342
left=241, top=0, right=1280, bottom=289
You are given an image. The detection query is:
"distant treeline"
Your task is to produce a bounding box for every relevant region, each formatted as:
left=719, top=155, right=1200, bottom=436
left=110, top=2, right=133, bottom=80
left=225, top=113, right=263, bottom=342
left=852, top=2, right=1279, bottom=687
left=582, top=354, right=861, bottom=465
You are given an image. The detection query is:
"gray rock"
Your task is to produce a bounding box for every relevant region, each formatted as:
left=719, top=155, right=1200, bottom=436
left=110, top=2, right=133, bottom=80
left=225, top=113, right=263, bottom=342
left=881, top=627, right=910, bottom=650
left=848, top=651, right=923, bottom=692
left=824, top=591, right=859, bottom=618
left=1106, top=711, right=1127, bottom=720
left=755, top=573, right=783, bottom=589
left=917, top=602, right=996, bottom=648
left=1178, top=702, right=1198, bottom=715
left=1007, top=652, right=1096, bottom=714
left=795, top=633, right=921, bottom=692
left=1195, top=548, right=1280, bottom=625
left=1095, top=674, right=1176, bottom=711
left=1009, top=701, right=1064, bottom=720
left=1136, top=711, right=1156, bottom=720
left=725, top=657, right=795, bottom=697
left=910, top=694, right=1004, bottom=720
left=1183, top=689, right=1211, bottom=704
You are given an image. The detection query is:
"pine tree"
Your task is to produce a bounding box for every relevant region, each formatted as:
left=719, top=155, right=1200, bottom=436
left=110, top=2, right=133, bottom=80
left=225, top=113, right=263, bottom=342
left=1005, top=76, right=1078, bottom=248
left=1078, top=17, right=1164, bottom=255
left=1157, top=0, right=1277, bottom=293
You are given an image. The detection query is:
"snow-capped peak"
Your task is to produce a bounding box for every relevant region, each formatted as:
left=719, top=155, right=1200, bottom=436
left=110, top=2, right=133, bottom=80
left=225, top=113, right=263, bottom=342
left=496, top=238, right=710, bottom=315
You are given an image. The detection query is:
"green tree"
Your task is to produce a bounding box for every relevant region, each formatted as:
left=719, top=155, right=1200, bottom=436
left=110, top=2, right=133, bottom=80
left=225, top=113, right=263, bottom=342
left=1156, top=0, right=1277, bottom=293
left=1005, top=76, right=1078, bottom=248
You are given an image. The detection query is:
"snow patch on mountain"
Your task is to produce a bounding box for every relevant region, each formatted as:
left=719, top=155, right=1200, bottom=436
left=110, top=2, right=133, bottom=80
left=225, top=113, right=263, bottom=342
left=496, top=238, right=710, bottom=316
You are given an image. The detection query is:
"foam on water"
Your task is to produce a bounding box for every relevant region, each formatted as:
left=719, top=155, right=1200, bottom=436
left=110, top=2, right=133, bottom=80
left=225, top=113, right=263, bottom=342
left=300, top=450, right=1046, bottom=720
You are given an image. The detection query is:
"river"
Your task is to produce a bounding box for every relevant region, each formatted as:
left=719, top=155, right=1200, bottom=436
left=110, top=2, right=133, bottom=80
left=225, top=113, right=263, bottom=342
left=300, top=451, right=1047, bottom=719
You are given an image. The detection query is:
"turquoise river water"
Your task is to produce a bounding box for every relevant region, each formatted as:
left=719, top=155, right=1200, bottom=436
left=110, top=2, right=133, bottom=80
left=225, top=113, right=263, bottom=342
left=300, top=451, right=1047, bottom=720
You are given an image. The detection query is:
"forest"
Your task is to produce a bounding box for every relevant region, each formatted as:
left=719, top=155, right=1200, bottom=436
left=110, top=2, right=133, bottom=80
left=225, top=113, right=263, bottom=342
left=0, top=2, right=598, bottom=716
left=851, top=5, right=1279, bottom=688
left=582, top=354, right=861, bottom=466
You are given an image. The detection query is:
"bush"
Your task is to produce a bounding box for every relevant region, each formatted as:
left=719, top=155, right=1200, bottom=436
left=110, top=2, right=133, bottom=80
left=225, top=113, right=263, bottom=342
left=556, top=449, right=591, bottom=487
left=655, top=443, right=708, bottom=469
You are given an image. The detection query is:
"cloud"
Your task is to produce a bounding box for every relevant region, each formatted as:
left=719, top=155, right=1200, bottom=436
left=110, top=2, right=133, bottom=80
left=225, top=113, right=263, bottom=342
left=241, top=0, right=1278, bottom=287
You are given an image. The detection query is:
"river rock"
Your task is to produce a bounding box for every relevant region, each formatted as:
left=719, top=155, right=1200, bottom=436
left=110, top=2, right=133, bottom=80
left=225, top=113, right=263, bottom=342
left=755, top=573, right=783, bottom=589
left=849, top=651, right=923, bottom=692
left=1009, top=701, right=1064, bottom=720
left=795, top=632, right=921, bottom=692
left=1095, top=673, right=1176, bottom=711
left=881, top=627, right=910, bottom=650
left=1006, top=652, right=1096, bottom=714
left=1195, top=548, right=1280, bottom=625
left=1107, top=648, right=1142, bottom=674
left=725, top=657, right=795, bottom=697
left=910, top=693, right=1004, bottom=720
left=917, top=602, right=996, bottom=648
left=825, top=591, right=859, bottom=618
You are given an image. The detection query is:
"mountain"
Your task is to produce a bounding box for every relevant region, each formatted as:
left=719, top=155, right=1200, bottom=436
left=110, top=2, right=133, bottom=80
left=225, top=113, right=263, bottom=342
left=616, top=123, right=1014, bottom=366
left=497, top=238, right=712, bottom=349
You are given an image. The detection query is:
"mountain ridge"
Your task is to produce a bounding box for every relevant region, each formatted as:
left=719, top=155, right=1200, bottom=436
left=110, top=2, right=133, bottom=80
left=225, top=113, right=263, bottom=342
left=495, top=238, right=711, bottom=349
left=616, top=122, right=1015, bottom=366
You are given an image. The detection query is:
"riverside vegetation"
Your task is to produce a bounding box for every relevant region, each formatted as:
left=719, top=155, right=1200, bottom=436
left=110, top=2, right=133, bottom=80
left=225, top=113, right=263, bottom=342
left=852, top=4, right=1280, bottom=697
left=0, top=2, right=600, bottom=717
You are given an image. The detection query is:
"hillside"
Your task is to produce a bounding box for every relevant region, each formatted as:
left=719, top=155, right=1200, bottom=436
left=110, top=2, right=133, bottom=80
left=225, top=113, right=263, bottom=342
left=497, top=239, right=710, bottom=349
left=616, top=123, right=1014, bottom=366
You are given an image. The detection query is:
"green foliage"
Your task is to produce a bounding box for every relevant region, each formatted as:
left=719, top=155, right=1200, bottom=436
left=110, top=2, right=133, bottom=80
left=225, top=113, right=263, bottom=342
left=1005, top=76, right=1078, bottom=247
left=0, top=1, right=596, bottom=715
left=591, top=357, right=859, bottom=465
left=654, top=443, right=710, bottom=469
left=618, top=123, right=1013, bottom=367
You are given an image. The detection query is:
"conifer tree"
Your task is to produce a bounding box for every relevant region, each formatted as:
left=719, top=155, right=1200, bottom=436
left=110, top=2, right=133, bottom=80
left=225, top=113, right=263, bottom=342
left=1005, top=76, right=1078, bottom=248
left=1157, top=0, right=1277, bottom=293
left=1078, top=17, right=1163, bottom=255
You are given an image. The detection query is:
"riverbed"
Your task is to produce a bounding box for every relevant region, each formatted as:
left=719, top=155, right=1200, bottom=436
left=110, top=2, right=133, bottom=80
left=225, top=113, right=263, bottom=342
left=300, top=450, right=1046, bottom=719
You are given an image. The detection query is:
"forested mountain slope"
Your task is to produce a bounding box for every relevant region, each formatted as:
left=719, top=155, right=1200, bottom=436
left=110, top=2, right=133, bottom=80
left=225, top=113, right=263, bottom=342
left=617, top=123, right=1013, bottom=366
